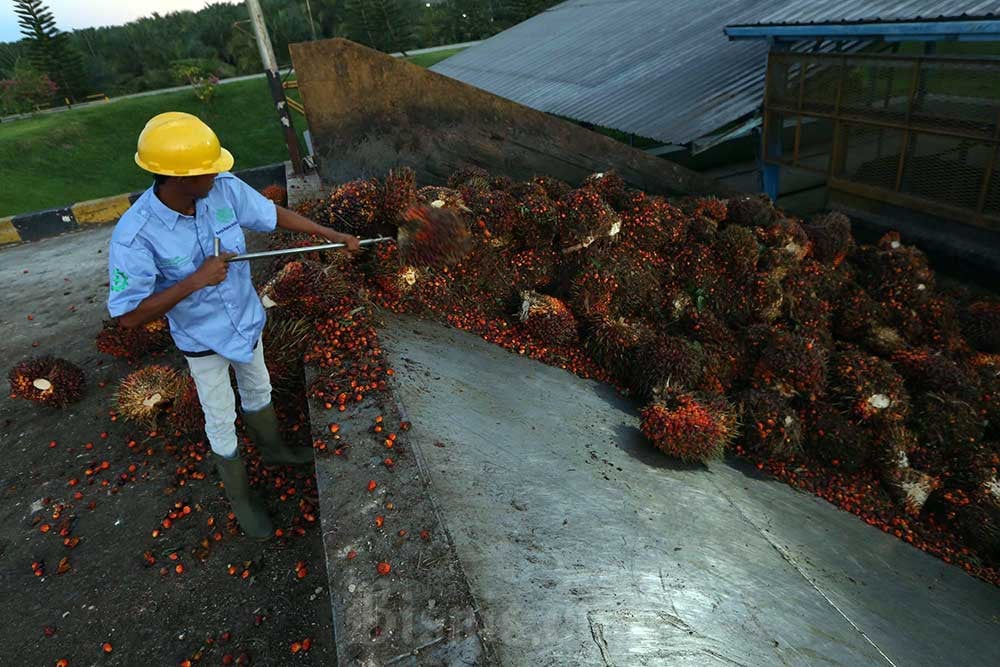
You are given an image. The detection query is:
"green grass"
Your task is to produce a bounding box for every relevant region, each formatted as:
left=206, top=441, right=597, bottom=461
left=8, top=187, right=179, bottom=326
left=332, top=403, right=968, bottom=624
left=0, top=49, right=465, bottom=218
left=405, top=47, right=466, bottom=68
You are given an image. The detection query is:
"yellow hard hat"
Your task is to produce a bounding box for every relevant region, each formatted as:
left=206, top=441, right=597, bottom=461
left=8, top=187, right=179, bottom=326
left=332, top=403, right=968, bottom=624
left=134, top=113, right=234, bottom=176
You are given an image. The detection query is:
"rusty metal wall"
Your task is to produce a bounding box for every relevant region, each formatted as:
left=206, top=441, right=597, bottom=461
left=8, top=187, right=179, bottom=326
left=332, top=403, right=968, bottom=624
left=762, top=51, right=1000, bottom=229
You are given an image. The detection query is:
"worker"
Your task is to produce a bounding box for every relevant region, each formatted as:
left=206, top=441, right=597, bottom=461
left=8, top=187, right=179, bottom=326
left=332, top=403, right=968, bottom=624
left=106, top=112, right=360, bottom=540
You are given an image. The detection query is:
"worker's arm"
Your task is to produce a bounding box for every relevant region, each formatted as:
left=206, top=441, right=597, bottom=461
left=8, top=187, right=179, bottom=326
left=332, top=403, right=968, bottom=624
left=118, top=254, right=233, bottom=329
left=275, top=205, right=362, bottom=251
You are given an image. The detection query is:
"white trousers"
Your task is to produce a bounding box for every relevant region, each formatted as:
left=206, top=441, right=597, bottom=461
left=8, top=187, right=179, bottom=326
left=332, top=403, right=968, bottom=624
left=184, top=338, right=272, bottom=459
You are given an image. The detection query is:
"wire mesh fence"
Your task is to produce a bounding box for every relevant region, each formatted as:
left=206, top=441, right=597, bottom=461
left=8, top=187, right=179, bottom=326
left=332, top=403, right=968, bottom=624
left=762, top=51, right=1000, bottom=229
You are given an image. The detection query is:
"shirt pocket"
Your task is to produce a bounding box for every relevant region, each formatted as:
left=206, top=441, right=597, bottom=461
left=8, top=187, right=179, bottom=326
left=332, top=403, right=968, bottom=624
left=216, top=223, right=247, bottom=255
left=155, top=251, right=197, bottom=283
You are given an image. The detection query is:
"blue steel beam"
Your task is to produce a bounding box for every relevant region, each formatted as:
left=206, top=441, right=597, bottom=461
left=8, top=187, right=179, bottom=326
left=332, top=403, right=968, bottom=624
left=725, top=20, right=1000, bottom=42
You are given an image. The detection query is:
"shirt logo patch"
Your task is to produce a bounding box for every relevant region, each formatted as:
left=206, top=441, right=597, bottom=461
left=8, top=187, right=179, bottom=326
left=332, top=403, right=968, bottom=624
left=215, top=207, right=236, bottom=226
left=110, top=268, right=129, bottom=292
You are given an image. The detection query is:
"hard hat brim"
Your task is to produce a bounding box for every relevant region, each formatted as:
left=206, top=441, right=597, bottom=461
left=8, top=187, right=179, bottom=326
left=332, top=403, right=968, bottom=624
left=135, top=147, right=235, bottom=177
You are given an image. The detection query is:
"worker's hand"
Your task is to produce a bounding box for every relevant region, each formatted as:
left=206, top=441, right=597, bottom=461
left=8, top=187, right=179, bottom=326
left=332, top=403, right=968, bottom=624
left=342, top=235, right=362, bottom=253
left=191, top=253, right=235, bottom=288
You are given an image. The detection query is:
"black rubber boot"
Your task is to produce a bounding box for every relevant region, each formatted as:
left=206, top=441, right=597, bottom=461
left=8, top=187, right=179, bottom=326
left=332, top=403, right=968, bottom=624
left=213, top=453, right=274, bottom=541
left=243, top=403, right=314, bottom=466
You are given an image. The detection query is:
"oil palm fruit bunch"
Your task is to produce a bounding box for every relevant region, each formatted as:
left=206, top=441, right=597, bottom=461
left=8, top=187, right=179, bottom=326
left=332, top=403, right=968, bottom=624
left=117, top=365, right=186, bottom=427
left=631, top=335, right=706, bottom=401
left=261, top=184, right=288, bottom=206
left=447, top=166, right=491, bottom=191
left=379, top=167, right=418, bottom=225
left=396, top=205, right=473, bottom=268
left=167, top=375, right=205, bottom=435
left=801, top=402, right=874, bottom=470
left=555, top=188, right=621, bottom=252
left=828, top=348, right=909, bottom=424
left=8, top=356, right=85, bottom=407
left=960, top=300, right=1000, bottom=353
left=738, top=389, right=803, bottom=458
left=803, top=211, right=853, bottom=266
left=519, top=291, right=579, bottom=347
left=725, top=194, right=777, bottom=228
left=583, top=171, right=628, bottom=211
left=262, top=317, right=312, bottom=399
left=751, top=327, right=828, bottom=399
left=326, top=179, right=380, bottom=235
left=95, top=317, right=170, bottom=360
left=259, top=260, right=348, bottom=319
left=416, top=186, right=469, bottom=212
left=641, top=387, right=737, bottom=463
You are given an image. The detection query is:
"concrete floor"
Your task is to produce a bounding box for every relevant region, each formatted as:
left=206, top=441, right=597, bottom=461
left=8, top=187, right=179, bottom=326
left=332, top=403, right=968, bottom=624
left=381, top=316, right=1000, bottom=667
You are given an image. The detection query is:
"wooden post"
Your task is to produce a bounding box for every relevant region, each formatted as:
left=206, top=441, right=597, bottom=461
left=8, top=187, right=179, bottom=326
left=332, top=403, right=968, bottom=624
left=246, top=0, right=304, bottom=175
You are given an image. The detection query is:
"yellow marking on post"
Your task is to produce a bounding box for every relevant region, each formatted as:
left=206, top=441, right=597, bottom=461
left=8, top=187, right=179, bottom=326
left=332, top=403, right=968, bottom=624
left=71, top=194, right=133, bottom=225
left=0, top=217, right=21, bottom=245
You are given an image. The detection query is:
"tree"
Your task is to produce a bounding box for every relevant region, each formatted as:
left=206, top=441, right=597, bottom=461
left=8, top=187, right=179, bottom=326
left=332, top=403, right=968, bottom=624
left=345, top=0, right=417, bottom=54
left=13, top=0, right=86, bottom=100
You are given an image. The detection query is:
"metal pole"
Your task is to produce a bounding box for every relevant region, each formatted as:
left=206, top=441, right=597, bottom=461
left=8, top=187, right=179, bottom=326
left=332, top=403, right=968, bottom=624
left=304, top=0, right=318, bottom=41
left=246, top=0, right=304, bottom=174
left=226, top=236, right=393, bottom=263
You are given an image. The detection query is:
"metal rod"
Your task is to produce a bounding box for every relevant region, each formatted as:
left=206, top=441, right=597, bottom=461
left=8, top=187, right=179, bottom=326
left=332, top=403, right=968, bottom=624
left=226, top=236, right=393, bottom=262
left=214, top=237, right=221, bottom=257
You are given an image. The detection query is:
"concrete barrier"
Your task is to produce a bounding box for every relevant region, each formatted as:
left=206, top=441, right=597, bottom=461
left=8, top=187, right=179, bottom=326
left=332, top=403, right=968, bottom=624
left=0, top=162, right=286, bottom=247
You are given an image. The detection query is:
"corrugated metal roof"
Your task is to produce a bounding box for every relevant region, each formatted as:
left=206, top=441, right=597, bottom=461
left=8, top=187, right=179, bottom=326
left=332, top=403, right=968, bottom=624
left=730, top=1, right=1000, bottom=27
left=430, top=0, right=1000, bottom=146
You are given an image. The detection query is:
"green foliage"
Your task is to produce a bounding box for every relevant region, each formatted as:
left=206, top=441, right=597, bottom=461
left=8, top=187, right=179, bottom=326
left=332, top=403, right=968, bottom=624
left=0, top=64, right=57, bottom=115
left=1, top=0, right=559, bottom=100
left=13, top=0, right=86, bottom=99
left=345, top=0, right=418, bottom=53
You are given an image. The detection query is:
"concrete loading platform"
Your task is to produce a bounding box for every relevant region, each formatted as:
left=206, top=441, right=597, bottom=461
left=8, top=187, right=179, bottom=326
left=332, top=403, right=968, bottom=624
left=314, top=315, right=1000, bottom=666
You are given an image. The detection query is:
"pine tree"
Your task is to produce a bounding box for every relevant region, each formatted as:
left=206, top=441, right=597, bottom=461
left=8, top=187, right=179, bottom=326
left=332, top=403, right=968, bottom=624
left=345, top=0, right=416, bottom=54
left=13, top=0, right=87, bottom=100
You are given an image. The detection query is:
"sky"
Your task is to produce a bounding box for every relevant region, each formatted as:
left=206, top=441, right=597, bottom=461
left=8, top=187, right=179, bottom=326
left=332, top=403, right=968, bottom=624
left=0, top=0, right=240, bottom=43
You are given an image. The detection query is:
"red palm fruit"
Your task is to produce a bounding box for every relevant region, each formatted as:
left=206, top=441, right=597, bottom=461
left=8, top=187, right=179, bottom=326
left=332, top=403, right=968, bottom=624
left=116, top=365, right=185, bottom=427
left=715, top=271, right=784, bottom=326
left=397, top=205, right=473, bottom=268
left=752, top=329, right=828, bottom=399
left=640, top=388, right=737, bottom=463
left=326, top=179, right=381, bottom=235
left=489, top=175, right=515, bottom=192
left=379, top=167, right=418, bottom=225
left=8, top=356, right=85, bottom=408
left=829, top=348, right=909, bottom=424
left=737, top=389, right=803, bottom=458
left=519, top=291, right=578, bottom=347
left=969, top=353, right=1000, bottom=433
left=756, top=218, right=811, bottom=265
left=631, top=335, right=706, bottom=400
left=95, top=317, right=171, bottom=360
left=960, top=300, right=1000, bottom=353
left=803, top=211, right=853, bottom=266
left=168, top=376, right=205, bottom=435
left=261, top=184, right=287, bottom=207
left=510, top=193, right=558, bottom=247
left=881, top=458, right=940, bottom=517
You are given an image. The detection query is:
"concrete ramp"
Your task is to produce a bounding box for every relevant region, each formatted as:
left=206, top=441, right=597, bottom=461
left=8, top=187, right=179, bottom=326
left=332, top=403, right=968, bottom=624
left=288, top=38, right=727, bottom=195
left=377, top=315, right=999, bottom=666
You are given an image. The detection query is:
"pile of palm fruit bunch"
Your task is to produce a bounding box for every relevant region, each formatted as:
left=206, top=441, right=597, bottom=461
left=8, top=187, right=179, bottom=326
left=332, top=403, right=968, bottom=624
left=281, top=165, right=998, bottom=583
left=95, top=317, right=171, bottom=360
